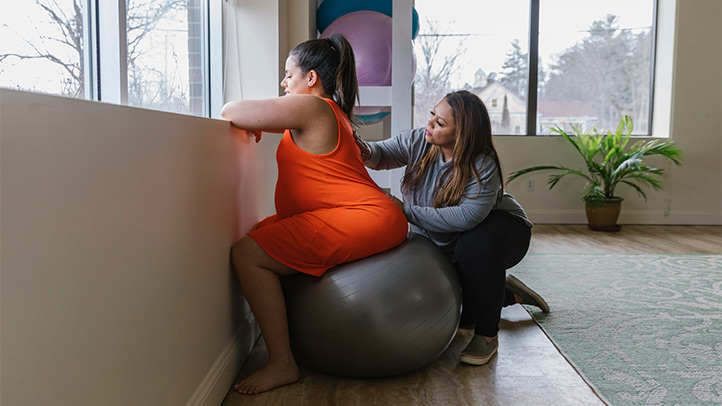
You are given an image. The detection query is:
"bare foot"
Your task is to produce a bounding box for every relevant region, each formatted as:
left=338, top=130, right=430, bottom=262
left=234, top=361, right=299, bottom=395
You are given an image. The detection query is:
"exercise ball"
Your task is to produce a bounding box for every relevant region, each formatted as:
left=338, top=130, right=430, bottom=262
left=317, top=0, right=420, bottom=39
left=321, top=11, right=393, bottom=87
left=355, top=105, right=389, bottom=116
left=356, top=111, right=390, bottom=125
left=354, top=106, right=390, bottom=125
left=281, top=233, right=462, bottom=378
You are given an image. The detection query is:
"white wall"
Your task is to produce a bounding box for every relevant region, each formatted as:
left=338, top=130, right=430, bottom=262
left=0, top=89, right=264, bottom=405
left=223, top=0, right=287, bottom=219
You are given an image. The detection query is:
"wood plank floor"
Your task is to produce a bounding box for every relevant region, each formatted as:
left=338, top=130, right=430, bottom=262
left=528, top=225, right=721, bottom=255
left=222, top=225, right=721, bottom=406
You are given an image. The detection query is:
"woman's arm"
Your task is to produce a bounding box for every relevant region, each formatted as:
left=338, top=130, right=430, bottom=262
left=220, top=95, right=333, bottom=133
left=221, top=95, right=337, bottom=153
left=403, top=157, right=502, bottom=232
left=403, top=193, right=497, bottom=232
left=363, top=128, right=427, bottom=170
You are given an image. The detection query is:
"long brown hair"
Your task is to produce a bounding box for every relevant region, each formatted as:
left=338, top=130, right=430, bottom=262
left=402, top=90, right=503, bottom=207
left=289, top=34, right=359, bottom=123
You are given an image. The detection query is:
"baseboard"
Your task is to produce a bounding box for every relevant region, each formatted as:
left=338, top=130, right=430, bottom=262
left=526, top=209, right=721, bottom=225
left=184, top=315, right=260, bottom=406
left=618, top=209, right=722, bottom=225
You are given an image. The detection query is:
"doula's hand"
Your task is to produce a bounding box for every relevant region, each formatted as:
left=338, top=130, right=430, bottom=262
left=385, top=192, right=404, bottom=212
left=353, top=131, right=371, bottom=160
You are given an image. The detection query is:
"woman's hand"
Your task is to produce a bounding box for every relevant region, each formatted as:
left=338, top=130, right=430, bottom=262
left=353, top=131, right=371, bottom=160
left=230, top=127, right=262, bottom=143
left=250, top=130, right=262, bottom=143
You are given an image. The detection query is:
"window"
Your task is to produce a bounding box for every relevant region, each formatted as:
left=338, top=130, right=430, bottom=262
left=413, top=0, right=657, bottom=136
left=0, top=0, right=88, bottom=98
left=1, top=0, right=216, bottom=117
left=126, top=0, right=206, bottom=115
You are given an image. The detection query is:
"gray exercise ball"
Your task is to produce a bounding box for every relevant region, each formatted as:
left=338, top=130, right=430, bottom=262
left=281, top=233, right=462, bottom=378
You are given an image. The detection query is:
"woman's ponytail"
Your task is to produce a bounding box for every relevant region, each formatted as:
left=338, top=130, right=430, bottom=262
left=290, top=34, right=359, bottom=123
left=326, top=34, right=359, bottom=122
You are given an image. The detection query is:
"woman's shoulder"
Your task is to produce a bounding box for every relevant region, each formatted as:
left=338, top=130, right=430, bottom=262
left=473, top=152, right=500, bottom=175
left=271, top=94, right=334, bottom=119
left=405, top=127, right=428, bottom=142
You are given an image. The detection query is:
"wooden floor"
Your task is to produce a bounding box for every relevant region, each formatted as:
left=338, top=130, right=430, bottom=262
left=528, top=225, right=721, bottom=255
left=222, top=225, right=721, bottom=406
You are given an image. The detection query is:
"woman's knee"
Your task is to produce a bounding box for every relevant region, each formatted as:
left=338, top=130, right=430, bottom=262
left=232, top=236, right=296, bottom=277
left=455, top=227, right=500, bottom=260
left=231, top=236, right=257, bottom=273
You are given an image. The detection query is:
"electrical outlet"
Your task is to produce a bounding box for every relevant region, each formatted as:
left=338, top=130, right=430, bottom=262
left=664, top=198, right=670, bottom=216
left=526, top=178, right=535, bottom=192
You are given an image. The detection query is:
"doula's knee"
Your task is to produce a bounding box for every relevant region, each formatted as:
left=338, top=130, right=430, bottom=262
left=456, top=233, right=499, bottom=260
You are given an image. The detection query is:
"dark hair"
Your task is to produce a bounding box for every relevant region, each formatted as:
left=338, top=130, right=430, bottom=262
left=289, top=34, right=359, bottom=122
left=402, top=90, right=504, bottom=207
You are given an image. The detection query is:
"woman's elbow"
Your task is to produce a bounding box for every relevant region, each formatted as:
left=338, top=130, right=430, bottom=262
left=220, top=102, right=237, bottom=121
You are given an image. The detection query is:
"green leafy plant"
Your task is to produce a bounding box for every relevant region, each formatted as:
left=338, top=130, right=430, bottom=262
left=507, top=116, right=683, bottom=208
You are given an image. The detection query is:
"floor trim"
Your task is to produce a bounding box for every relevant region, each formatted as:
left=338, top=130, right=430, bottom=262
left=185, top=316, right=260, bottom=406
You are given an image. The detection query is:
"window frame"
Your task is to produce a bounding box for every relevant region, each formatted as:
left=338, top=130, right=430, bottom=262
left=81, top=0, right=221, bottom=117
left=521, top=0, right=659, bottom=137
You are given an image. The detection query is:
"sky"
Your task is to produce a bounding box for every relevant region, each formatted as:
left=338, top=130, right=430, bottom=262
left=413, top=0, right=655, bottom=88
left=0, top=0, right=80, bottom=92
left=0, top=0, right=191, bottom=100
left=1, top=0, right=655, bottom=95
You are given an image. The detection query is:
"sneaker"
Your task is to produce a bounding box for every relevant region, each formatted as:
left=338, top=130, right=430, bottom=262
left=460, top=335, right=498, bottom=365
left=506, top=274, right=550, bottom=313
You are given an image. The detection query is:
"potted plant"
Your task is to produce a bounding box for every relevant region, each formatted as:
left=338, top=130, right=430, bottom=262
left=507, top=115, right=683, bottom=231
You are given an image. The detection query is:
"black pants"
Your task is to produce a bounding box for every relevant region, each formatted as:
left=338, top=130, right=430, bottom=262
left=454, top=211, right=532, bottom=337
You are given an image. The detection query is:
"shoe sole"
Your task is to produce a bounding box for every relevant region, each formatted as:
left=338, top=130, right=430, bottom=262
left=507, top=274, right=550, bottom=313
left=459, top=347, right=497, bottom=366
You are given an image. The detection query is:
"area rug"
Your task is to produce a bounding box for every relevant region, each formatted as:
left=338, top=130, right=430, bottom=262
left=509, top=254, right=722, bottom=406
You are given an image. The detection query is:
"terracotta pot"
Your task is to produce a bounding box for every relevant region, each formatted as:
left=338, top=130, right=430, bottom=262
left=585, top=197, right=623, bottom=232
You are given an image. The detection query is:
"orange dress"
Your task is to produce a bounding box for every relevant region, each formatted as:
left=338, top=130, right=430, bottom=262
left=248, top=98, right=408, bottom=276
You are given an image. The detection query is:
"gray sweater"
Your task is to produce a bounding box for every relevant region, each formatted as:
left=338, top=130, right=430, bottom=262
left=365, top=127, right=532, bottom=252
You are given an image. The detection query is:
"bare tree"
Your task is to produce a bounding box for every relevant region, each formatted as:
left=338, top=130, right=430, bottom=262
left=413, top=18, right=466, bottom=128
left=1, top=0, right=84, bottom=97
left=126, top=0, right=187, bottom=108
left=1, top=0, right=186, bottom=101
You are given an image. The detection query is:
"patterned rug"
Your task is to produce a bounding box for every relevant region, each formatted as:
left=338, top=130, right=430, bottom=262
left=510, top=254, right=722, bottom=406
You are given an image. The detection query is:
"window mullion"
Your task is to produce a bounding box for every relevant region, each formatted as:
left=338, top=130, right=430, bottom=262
left=526, top=0, right=540, bottom=136
left=83, top=0, right=99, bottom=100
left=647, top=0, right=660, bottom=136
left=208, top=0, right=223, bottom=118
left=97, top=0, right=128, bottom=104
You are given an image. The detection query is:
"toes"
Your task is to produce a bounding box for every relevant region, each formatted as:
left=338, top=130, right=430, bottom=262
left=235, top=382, right=251, bottom=394
left=235, top=381, right=260, bottom=395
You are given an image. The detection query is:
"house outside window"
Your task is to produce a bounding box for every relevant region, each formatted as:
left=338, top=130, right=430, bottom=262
left=412, top=0, right=657, bottom=136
